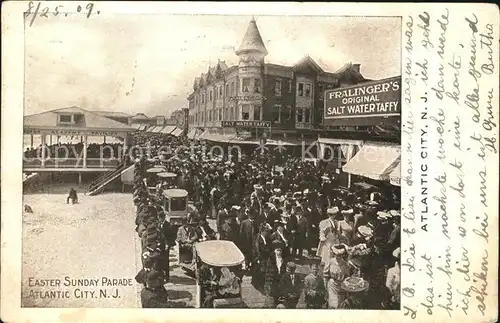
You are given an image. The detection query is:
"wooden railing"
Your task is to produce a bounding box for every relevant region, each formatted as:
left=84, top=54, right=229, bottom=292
left=23, top=158, right=120, bottom=168
left=86, top=162, right=127, bottom=195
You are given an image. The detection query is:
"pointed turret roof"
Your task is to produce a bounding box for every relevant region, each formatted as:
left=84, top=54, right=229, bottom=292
left=235, top=17, right=268, bottom=56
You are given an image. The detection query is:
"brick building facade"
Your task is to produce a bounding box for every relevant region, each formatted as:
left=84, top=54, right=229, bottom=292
left=187, top=18, right=370, bottom=140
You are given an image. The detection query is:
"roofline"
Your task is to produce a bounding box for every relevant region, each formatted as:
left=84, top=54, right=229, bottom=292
left=91, top=111, right=132, bottom=116
left=293, top=56, right=324, bottom=73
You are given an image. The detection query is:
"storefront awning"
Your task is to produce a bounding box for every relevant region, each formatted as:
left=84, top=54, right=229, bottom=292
left=151, top=126, right=164, bottom=133
left=342, top=142, right=400, bottom=181
left=228, top=136, right=260, bottom=145
left=317, top=137, right=364, bottom=146
left=202, top=133, right=236, bottom=143
left=161, top=125, right=176, bottom=135
left=171, top=128, right=184, bottom=137
left=390, top=162, right=401, bottom=186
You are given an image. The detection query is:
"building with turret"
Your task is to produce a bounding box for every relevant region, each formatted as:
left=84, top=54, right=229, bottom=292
left=187, top=17, right=371, bottom=142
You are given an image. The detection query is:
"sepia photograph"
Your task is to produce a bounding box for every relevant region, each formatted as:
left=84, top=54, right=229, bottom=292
left=21, top=11, right=403, bottom=309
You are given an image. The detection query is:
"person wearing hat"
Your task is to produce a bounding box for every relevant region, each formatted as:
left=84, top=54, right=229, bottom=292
left=269, top=188, right=281, bottom=204
left=252, top=222, right=273, bottom=291
left=220, top=211, right=239, bottom=243
left=323, top=244, right=351, bottom=309
left=270, top=219, right=290, bottom=259
left=304, top=263, right=326, bottom=309
left=292, top=207, right=310, bottom=259
left=140, top=270, right=170, bottom=308
left=353, top=206, right=369, bottom=232
left=352, top=225, right=374, bottom=246
left=385, top=247, right=401, bottom=309
left=338, top=209, right=355, bottom=245
left=135, top=256, right=155, bottom=288
left=196, top=217, right=216, bottom=242
left=216, top=209, right=228, bottom=236
left=210, top=183, right=221, bottom=220
left=277, top=261, right=300, bottom=308
left=263, top=202, right=279, bottom=226
left=239, top=211, right=259, bottom=271
left=250, top=184, right=264, bottom=217
left=263, top=240, right=287, bottom=308
left=387, top=212, right=401, bottom=263
left=317, top=207, right=341, bottom=265
left=158, top=213, right=176, bottom=283
left=176, top=216, right=199, bottom=264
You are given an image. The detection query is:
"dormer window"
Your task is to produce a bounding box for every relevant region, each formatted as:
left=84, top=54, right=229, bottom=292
left=59, top=114, right=74, bottom=124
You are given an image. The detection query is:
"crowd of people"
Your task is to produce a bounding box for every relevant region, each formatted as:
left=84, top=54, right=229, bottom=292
left=131, top=132, right=401, bottom=309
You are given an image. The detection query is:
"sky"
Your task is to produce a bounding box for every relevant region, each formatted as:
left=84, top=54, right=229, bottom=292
left=24, top=14, right=401, bottom=117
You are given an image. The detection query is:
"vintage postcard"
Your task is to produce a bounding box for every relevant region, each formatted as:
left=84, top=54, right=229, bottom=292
left=1, top=2, right=498, bottom=323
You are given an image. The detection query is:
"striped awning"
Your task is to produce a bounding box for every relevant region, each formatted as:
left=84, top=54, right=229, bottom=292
left=161, top=125, right=176, bottom=134
left=171, top=128, right=184, bottom=137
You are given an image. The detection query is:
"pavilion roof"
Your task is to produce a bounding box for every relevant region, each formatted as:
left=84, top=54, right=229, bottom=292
left=92, top=111, right=132, bottom=118
left=24, top=106, right=135, bottom=132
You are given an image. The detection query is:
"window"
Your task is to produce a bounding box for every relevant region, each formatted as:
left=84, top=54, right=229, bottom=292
left=231, top=82, right=235, bottom=95
left=226, top=84, right=229, bottom=97
left=273, top=105, right=281, bottom=123
left=59, top=115, right=73, bottom=123
left=296, top=108, right=304, bottom=122
left=242, top=78, right=250, bottom=93
left=282, top=105, right=291, bottom=121
left=230, top=106, right=234, bottom=120
left=305, top=84, right=312, bottom=97
left=195, top=96, right=198, bottom=105
left=219, top=109, right=222, bottom=121
left=275, top=80, right=282, bottom=96
left=242, top=105, right=250, bottom=120
left=319, top=84, right=325, bottom=100
left=305, top=108, right=311, bottom=123
left=209, top=90, right=213, bottom=101
left=288, top=80, right=293, bottom=93
left=254, top=78, right=261, bottom=93
left=219, top=86, right=223, bottom=98
left=201, top=94, right=205, bottom=103
left=253, top=105, right=261, bottom=121
left=298, top=83, right=304, bottom=96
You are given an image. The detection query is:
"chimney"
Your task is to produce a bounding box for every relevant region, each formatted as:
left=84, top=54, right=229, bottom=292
left=352, top=64, right=361, bottom=73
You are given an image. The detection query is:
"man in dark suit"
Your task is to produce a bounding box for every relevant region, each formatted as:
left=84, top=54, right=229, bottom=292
left=159, top=214, right=176, bottom=282
left=287, top=206, right=299, bottom=258
left=252, top=223, right=272, bottom=291
left=278, top=261, right=301, bottom=308
left=294, top=211, right=310, bottom=258
left=239, top=212, right=258, bottom=270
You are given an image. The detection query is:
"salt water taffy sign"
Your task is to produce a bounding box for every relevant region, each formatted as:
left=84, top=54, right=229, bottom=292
left=324, top=76, right=401, bottom=119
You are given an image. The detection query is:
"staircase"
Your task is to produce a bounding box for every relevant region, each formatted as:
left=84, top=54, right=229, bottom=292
left=86, top=163, right=129, bottom=196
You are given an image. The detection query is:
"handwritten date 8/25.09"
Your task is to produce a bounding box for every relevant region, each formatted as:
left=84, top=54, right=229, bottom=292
left=24, top=2, right=100, bottom=27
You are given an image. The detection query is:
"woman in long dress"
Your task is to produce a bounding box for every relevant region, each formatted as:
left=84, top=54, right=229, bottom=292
left=323, top=244, right=351, bottom=309
left=338, top=209, right=354, bottom=246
